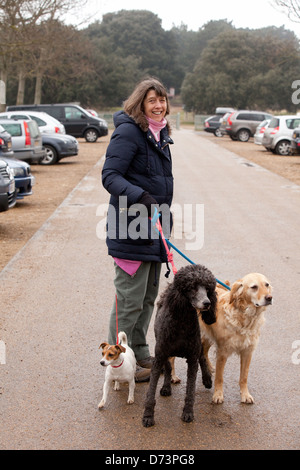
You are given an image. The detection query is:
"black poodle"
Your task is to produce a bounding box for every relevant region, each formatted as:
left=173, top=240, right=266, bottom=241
left=142, top=264, right=217, bottom=427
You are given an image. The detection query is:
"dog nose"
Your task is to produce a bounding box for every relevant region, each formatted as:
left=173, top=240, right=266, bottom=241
left=100, top=360, right=105, bottom=366
left=203, top=300, right=211, bottom=309
left=265, top=295, right=273, bottom=304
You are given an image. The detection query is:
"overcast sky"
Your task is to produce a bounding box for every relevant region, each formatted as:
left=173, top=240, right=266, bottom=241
left=66, top=0, right=300, bottom=37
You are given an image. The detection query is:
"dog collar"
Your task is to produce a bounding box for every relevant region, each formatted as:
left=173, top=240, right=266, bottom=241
left=111, top=360, right=124, bottom=369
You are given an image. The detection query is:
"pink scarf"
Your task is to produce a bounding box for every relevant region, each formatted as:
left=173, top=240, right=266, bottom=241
left=146, top=116, right=167, bottom=142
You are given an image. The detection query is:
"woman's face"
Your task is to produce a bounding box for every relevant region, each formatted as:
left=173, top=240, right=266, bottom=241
left=143, top=90, right=167, bottom=122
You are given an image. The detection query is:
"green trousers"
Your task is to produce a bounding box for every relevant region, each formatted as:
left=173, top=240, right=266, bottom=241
left=108, top=261, right=161, bottom=361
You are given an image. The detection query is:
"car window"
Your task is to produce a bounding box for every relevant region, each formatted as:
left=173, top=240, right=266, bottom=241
left=269, top=118, right=279, bottom=128
left=0, top=125, right=4, bottom=132
left=9, top=114, right=30, bottom=120
left=29, top=115, right=46, bottom=126
left=43, top=106, right=63, bottom=119
left=286, top=118, right=300, bottom=130
left=65, top=106, right=83, bottom=120
left=236, top=113, right=250, bottom=120
left=0, top=123, right=22, bottom=136
left=252, top=113, right=264, bottom=121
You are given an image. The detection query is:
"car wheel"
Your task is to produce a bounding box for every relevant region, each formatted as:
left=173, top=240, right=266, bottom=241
left=214, top=128, right=223, bottom=137
left=84, top=129, right=99, bottom=142
left=237, top=129, right=251, bottom=142
left=275, top=140, right=291, bottom=156
left=229, top=135, right=238, bottom=141
left=40, top=145, right=58, bottom=165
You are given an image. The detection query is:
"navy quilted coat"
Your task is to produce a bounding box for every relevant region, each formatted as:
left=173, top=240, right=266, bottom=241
left=102, top=111, right=174, bottom=262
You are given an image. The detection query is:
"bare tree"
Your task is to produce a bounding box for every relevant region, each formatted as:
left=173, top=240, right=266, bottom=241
left=0, top=0, right=88, bottom=108
left=273, top=0, right=300, bottom=22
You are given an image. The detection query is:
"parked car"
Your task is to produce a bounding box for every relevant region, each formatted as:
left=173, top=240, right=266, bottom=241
left=0, top=125, right=14, bottom=159
left=0, top=159, right=16, bottom=211
left=254, top=119, right=272, bottom=146
left=291, top=127, right=300, bottom=155
left=204, top=115, right=223, bottom=137
left=41, top=134, right=79, bottom=165
left=1, top=156, right=35, bottom=199
left=6, top=104, right=108, bottom=142
left=0, top=111, right=65, bottom=135
left=262, top=115, right=300, bottom=155
left=220, top=110, right=273, bottom=142
left=0, top=118, right=46, bottom=163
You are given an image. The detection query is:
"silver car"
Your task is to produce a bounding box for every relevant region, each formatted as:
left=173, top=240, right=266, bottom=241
left=0, top=118, right=46, bottom=162
left=262, top=115, right=300, bottom=155
left=220, top=110, right=272, bottom=142
left=254, top=119, right=271, bottom=146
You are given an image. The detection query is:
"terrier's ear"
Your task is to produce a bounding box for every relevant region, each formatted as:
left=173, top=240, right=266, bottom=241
left=115, top=344, right=126, bottom=354
left=99, top=342, right=109, bottom=350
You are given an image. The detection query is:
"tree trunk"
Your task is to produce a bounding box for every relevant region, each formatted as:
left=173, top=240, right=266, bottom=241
left=17, top=69, right=25, bottom=105
left=34, top=47, right=46, bottom=104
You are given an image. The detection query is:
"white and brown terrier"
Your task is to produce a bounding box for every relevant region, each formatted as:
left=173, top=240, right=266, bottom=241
left=98, top=331, right=136, bottom=409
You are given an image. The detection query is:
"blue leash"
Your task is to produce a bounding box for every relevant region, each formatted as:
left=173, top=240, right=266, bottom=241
left=152, top=209, right=231, bottom=291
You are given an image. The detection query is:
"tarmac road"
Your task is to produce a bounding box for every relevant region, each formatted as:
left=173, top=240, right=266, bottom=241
left=0, top=129, right=299, bottom=450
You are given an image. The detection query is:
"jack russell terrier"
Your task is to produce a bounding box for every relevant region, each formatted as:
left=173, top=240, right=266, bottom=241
left=98, top=331, right=136, bottom=409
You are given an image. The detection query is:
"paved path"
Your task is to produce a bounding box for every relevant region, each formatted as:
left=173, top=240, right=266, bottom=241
left=0, top=129, right=299, bottom=450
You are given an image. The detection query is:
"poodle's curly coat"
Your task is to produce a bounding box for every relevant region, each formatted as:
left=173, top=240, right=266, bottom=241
left=142, top=264, right=217, bottom=427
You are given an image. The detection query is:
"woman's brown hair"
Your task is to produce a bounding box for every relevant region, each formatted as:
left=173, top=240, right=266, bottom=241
left=124, top=77, right=171, bottom=132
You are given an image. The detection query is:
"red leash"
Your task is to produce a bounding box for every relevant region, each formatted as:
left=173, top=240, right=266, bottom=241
left=115, top=293, right=119, bottom=344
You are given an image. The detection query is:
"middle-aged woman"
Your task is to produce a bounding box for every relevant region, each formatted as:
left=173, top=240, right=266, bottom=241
left=102, top=77, right=174, bottom=382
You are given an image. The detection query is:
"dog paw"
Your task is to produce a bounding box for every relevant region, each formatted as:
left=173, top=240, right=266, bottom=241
left=114, top=382, right=120, bottom=391
left=171, top=375, right=181, bottom=384
left=142, top=416, right=155, bottom=428
left=160, top=385, right=172, bottom=396
left=127, top=398, right=134, bottom=405
left=98, top=400, right=105, bottom=409
left=202, top=374, right=212, bottom=389
left=212, top=391, right=224, bottom=404
left=241, top=392, right=254, bottom=404
left=181, top=411, right=194, bottom=423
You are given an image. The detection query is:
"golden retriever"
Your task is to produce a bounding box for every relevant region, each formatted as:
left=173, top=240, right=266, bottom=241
left=170, top=273, right=273, bottom=404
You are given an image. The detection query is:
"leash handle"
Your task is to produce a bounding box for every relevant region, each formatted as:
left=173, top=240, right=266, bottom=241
left=151, top=209, right=177, bottom=275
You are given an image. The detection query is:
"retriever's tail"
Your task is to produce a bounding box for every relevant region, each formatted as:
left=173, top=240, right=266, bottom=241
left=118, top=331, right=128, bottom=346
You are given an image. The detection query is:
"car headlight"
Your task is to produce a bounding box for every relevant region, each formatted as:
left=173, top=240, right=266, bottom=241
left=12, top=167, right=24, bottom=177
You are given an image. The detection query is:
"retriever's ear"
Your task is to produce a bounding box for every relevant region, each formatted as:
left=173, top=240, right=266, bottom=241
left=229, top=280, right=243, bottom=304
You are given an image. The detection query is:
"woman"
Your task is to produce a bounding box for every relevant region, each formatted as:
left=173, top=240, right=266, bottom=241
left=102, top=77, right=174, bottom=382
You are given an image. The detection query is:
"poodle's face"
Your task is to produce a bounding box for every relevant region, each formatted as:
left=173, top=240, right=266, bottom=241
left=187, top=285, right=216, bottom=326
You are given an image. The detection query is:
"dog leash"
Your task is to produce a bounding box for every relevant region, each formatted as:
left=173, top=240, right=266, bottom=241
left=151, top=210, right=177, bottom=276
left=115, top=293, right=119, bottom=344
left=151, top=208, right=231, bottom=291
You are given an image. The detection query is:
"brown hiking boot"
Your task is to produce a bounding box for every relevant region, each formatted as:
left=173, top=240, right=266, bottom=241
left=137, top=356, right=154, bottom=369
left=135, top=365, right=151, bottom=383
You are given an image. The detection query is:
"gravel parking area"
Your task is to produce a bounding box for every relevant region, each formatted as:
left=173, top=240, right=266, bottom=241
left=0, top=129, right=299, bottom=272
left=0, top=135, right=111, bottom=271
